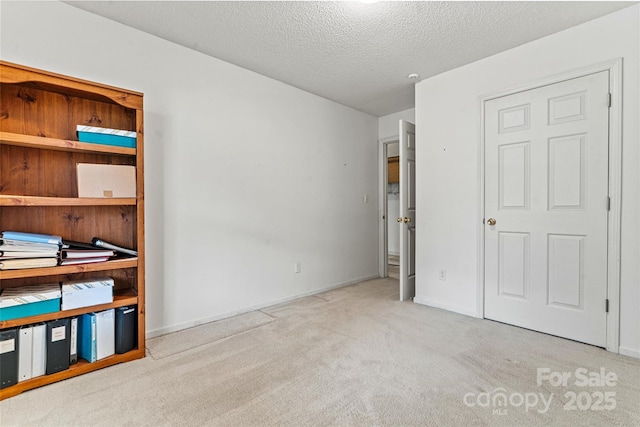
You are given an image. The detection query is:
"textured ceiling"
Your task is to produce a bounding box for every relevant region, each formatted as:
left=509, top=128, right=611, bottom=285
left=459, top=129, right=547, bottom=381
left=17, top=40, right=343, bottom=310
left=65, top=1, right=634, bottom=116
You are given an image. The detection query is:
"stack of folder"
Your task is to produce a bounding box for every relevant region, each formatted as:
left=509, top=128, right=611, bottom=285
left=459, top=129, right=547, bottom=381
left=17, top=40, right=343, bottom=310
left=0, top=231, right=61, bottom=270
left=60, top=241, right=115, bottom=266
left=0, top=232, right=122, bottom=269
left=0, top=283, right=61, bottom=321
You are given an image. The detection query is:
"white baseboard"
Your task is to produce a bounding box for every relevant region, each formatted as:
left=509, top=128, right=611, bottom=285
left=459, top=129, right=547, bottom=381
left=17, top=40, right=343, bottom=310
left=146, top=273, right=380, bottom=339
left=619, top=346, right=640, bottom=359
left=413, top=296, right=480, bottom=318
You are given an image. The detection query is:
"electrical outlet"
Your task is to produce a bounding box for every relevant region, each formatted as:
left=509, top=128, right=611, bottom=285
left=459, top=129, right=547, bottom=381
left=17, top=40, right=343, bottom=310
left=439, top=269, right=446, bottom=281
left=294, top=262, right=301, bottom=273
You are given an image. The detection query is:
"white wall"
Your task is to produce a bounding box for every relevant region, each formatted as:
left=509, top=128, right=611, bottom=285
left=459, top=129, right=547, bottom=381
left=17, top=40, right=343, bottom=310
left=378, top=108, right=415, bottom=140
left=415, top=5, right=640, bottom=357
left=1, top=1, right=379, bottom=337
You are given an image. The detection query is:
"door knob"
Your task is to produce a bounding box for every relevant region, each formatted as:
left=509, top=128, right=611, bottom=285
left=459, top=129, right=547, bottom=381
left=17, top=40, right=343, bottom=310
left=397, top=217, right=411, bottom=223
left=487, top=218, right=496, bottom=226
left=397, top=217, right=403, bottom=223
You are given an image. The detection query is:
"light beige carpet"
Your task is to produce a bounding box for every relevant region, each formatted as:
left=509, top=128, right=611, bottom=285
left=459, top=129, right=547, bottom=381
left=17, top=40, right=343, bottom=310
left=1, top=276, right=639, bottom=426
left=388, top=265, right=400, bottom=280
left=147, top=310, right=274, bottom=360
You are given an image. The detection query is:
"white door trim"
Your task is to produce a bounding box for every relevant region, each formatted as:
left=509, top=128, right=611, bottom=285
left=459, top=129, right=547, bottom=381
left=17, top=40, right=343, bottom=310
left=477, top=58, right=623, bottom=353
left=379, top=135, right=399, bottom=278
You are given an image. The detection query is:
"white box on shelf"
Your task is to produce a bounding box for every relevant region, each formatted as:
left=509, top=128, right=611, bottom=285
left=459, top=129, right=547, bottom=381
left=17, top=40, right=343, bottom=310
left=61, top=278, right=114, bottom=310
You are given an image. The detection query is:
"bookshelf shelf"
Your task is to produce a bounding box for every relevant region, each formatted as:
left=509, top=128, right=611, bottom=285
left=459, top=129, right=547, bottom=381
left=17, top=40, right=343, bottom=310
left=0, top=348, right=145, bottom=400
left=0, top=195, right=137, bottom=207
left=0, top=290, right=138, bottom=329
left=0, top=131, right=136, bottom=156
left=0, top=60, right=145, bottom=400
left=0, top=257, right=138, bottom=280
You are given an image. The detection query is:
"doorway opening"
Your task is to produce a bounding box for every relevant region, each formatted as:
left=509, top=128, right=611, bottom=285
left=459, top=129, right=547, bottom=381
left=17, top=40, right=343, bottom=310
left=379, top=119, right=416, bottom=301
left=387, top=143, right=400, bottom=280
left=379, top=137, right=399, bottom=279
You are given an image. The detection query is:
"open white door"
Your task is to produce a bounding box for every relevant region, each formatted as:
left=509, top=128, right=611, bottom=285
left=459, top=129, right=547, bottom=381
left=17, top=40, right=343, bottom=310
left=398, top=120, right=416, bottom=301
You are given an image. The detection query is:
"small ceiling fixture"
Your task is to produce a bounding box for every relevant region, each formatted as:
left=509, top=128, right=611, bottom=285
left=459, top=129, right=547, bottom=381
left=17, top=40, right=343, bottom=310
left=408, top=73, right=420, bottom=80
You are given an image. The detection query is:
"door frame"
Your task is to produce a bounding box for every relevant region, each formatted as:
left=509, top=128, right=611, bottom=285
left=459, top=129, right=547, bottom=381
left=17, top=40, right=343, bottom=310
left=379, top=136, right=399, bottom=278
left=477, top=58, right=623, bottom=353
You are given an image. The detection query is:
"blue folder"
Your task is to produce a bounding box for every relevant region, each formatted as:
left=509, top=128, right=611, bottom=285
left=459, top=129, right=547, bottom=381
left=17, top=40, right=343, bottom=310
left=78, top=313, right=97, bottom=363
left=1, top=231, right=62, bottom=245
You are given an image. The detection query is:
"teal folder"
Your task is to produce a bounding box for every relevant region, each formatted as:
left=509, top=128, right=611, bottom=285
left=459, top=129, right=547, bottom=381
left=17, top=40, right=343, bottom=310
left=78, top=313, right=97, bottom=363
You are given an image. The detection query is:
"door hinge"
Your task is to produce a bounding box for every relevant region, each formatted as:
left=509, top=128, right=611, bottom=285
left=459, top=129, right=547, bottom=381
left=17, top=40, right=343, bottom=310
left=607, top=197, right=611, bottom=211
left=606, top=299, right=609, bottom=313
left=608, top=93, right=612, bottom=108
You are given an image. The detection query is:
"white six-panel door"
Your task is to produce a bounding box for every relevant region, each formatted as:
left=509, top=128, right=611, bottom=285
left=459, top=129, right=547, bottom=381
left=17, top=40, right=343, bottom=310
left=484, top=71, right=610, bottom=347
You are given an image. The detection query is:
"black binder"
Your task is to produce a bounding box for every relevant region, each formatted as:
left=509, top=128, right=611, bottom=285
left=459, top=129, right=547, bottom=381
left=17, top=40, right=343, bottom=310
left=115, top=305, right=137, bottom=354
left=0, top=328, right=18, bottom=389
left=46, top=319, right=70, bottom=375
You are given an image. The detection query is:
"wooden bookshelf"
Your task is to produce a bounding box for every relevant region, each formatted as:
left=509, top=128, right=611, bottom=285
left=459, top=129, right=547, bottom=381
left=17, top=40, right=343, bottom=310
left=0, top=60, right=145, bottom=399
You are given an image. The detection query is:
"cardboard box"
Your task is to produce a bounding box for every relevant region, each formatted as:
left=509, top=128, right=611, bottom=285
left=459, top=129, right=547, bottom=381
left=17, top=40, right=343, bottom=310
left=61, top=278, right=114, bottom=310
left=76, top=163, right=136, bottom=198
left=0, top=284, right=61, bottom=321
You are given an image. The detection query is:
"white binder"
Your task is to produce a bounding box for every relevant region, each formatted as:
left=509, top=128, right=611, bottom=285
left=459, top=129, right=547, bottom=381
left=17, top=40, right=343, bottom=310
left=31, top=323, right=47, bottom=377
left=96, top=309, right=115, bottom=360
left=70, top=317, right=78, bottom=364
left=18, top=326, right=33, bottom=382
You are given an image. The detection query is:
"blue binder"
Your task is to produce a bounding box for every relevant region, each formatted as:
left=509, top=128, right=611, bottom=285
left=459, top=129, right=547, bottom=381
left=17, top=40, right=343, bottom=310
left=1, top=231, right=62, bottom=245
left=78, top=313, right=97, bottom=363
